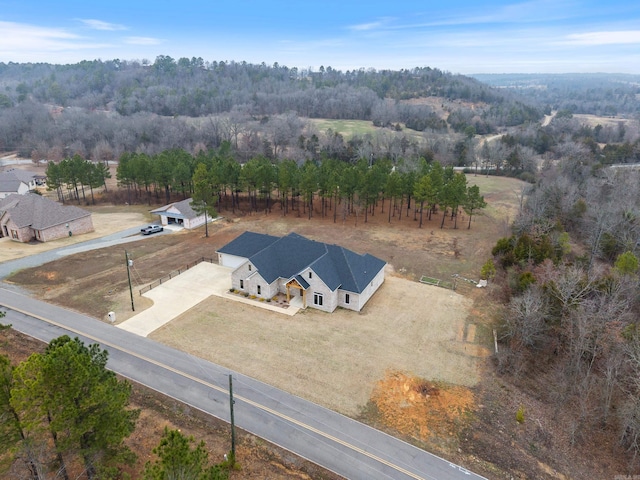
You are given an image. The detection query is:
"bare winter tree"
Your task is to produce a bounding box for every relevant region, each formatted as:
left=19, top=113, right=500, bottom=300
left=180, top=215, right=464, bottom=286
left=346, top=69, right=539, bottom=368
left=91, top=140, right=114, bottom=164
left=502, top=284, right=549, bottom=350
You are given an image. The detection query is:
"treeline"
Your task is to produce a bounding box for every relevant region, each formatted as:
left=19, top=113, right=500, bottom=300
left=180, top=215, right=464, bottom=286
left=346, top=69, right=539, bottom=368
left=0, top=57, right=542, bottom=161
left=489, top=156, right=640, bottom=465
left=473, top=73, right=640, bottom=116
left=45, top=155, right=111, bottom=203
left=0, top=332, right=230, bottom=479
left=0, top=59, right=520, bottom=117
left=112, top=146, right=486, bottom=228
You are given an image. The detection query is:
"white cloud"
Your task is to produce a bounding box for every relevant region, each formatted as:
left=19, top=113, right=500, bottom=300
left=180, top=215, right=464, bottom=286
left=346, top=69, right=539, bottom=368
left=349, top=21, right=385, bottom=32
left=0, top=21, right=79, bottom=41
left=0, top=21, right=84, bottom=52
left=564, top=30, right=640, bottom=45
left=79, top=19, right=127, bottom=31
left=347, top=17, right=396, bottom=32
left=0, top=21, right=115, bottom=62
left=124, top=36, right=163, bottom=46
left=376, top=0, right=578, bottom=29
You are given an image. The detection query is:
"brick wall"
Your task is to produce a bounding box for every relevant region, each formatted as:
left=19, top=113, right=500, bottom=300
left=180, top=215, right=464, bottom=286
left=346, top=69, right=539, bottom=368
left=0, top=217, right=33, bottom=242
left=39, top=215, right=94, bottom=242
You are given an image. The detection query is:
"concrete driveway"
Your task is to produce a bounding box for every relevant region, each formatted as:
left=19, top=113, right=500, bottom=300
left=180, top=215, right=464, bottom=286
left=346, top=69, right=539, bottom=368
left=117, top=262, right=299, bottom=337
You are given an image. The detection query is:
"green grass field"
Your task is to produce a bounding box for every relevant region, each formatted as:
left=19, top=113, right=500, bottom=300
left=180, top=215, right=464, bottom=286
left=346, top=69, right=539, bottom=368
left=307, top=118, right=381, bottom=138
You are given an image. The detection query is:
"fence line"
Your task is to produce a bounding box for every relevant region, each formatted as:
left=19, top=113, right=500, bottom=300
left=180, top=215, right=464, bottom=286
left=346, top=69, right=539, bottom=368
left=138, top=257, right=216, bottom=295
left=419, top=275, right=456, bottom=291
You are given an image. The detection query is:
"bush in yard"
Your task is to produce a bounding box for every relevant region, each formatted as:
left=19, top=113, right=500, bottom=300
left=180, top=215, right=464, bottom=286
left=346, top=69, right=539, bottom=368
left=480, top=259, right=496, bottom=280
left=516, top=405, right=525, bottom=424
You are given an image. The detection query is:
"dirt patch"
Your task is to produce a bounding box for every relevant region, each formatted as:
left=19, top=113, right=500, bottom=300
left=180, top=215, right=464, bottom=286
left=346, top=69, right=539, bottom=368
left=369, top=371, right=475, bottom=447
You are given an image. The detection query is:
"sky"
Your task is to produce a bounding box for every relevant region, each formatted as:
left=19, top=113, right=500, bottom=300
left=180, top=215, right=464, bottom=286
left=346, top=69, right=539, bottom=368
left=1, top=0, right=640, bottom=74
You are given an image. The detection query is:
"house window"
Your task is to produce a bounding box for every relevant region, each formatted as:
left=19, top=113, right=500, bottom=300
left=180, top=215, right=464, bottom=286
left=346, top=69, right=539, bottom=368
left=314, top=293, right=323, bottom=306
left=248, top=264, right=252, bottom=271
left=345, top=293, right=350, bottom=304
left=11, top=230, right=18, bottom=239
left=240, top=279, right=244, bottom=289
left=309, top=271, right=312, bottom=279
left=257, top=285, right=261, bottom=295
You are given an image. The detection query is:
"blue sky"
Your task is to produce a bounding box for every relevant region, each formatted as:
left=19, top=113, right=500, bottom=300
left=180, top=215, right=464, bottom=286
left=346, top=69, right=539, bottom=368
left=1, top=0, right=640, bottom=73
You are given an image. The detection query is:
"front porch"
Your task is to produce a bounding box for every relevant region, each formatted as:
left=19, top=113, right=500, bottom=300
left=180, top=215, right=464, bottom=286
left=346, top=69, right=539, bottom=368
left=285, top=276, right=309, bottom=309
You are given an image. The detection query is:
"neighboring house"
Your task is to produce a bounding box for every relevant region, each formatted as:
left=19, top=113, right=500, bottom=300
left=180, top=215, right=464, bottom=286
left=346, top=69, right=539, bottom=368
left=150, top=198, right=208, bottom=229
left=0, top=193, right=94, bottom=242
left=0, top=170, right=39, bottom=199
left=217, top=231, right=387, bottom=313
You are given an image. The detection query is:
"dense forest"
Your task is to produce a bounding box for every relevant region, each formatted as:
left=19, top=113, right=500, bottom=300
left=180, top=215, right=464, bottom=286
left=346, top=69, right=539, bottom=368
left=0, top=58, right=540, bottom=161
left=490, top=145, right=640, bottom=465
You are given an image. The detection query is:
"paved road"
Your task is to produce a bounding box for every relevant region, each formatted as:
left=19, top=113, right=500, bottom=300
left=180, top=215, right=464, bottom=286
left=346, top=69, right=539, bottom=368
left=0, top=288, right=486, bottom=480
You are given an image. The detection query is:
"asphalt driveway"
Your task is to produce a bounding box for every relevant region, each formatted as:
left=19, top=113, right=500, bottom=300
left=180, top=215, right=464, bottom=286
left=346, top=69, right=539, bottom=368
left=0, top=225, right=166, bottom=281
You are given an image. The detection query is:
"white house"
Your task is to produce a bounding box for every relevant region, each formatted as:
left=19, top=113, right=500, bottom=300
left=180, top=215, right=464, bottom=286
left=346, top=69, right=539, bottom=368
left=217, top=231, right=387, bottom=313
left=150, top=198, right=208, bottom=230
left=0, top=170, right=38, bottom=199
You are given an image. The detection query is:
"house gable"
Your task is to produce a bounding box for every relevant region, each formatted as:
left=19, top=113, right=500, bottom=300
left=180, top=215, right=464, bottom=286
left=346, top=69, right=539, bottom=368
left=249, top=233, right=327, bottom=284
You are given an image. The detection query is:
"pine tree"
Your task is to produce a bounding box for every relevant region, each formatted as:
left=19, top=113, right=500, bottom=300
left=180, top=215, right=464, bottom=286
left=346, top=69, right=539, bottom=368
left=11, top=336, right=138, bottom=479
left=143, top=427, right=228, bottom=480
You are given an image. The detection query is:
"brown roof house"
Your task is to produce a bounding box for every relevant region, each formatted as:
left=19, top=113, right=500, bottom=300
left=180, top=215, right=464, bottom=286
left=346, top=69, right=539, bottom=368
left=0, top=193, right=94, bottom=242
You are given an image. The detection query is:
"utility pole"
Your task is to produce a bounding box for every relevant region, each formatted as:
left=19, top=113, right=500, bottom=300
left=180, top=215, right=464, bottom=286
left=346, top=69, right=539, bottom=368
left=204, top=201, right=209, bottom=238
left=228, top=374, right=236, bottom=462
left=125, top=250, right=135, bottom=311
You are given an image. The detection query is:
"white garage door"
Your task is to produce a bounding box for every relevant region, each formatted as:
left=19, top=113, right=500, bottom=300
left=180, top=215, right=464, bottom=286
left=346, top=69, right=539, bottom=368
left=218, top=253, right=247, bottom=268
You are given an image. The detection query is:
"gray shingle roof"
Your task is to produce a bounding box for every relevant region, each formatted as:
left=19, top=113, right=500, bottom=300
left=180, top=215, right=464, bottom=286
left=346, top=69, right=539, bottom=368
left=219, top=231, right=386, bottom=294
left=150, top=197, right=203, bottom=220
left=0, top=170, right=36, bottom=193
left=250, top=233, right=328, bottom=284
left=217, top=231, right=279, bottom=258
left=172, top=198, right=200, bottom=219
left=0, top=193, right=91, bottom=229
left=293, top=274, right=310, bottom=289
left=6, top=170, right=36, bottom=183
left=0, top=179, right=21, bottom=193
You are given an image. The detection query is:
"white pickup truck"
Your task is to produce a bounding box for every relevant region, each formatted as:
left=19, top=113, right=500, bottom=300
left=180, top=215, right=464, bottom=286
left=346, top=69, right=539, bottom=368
left=140, top=225, right=164, bottom=235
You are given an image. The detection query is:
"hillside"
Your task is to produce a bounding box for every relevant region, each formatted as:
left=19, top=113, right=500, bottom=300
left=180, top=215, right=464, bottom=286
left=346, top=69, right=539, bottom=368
left=0, top=59, right=540, bottom=161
